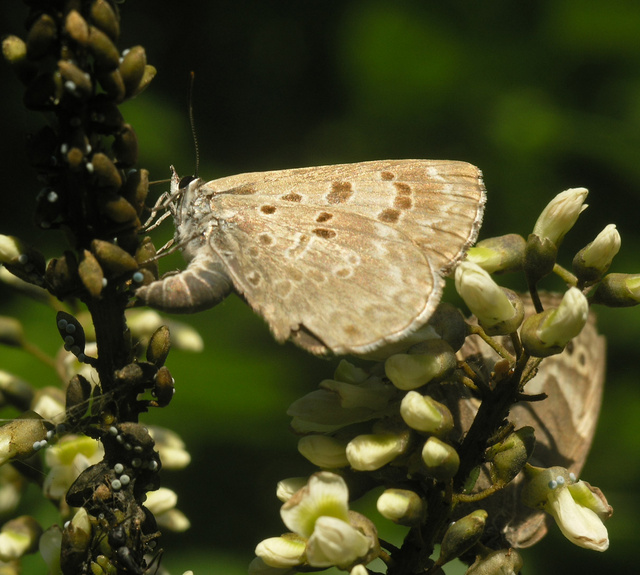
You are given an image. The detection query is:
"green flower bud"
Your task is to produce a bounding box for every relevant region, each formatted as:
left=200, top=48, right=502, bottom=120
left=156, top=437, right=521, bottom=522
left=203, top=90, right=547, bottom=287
left=376, top=488, right=425, bottom=525
left=96, top=68, right=126, bottom=102
left=466, top=548, right=523, bottom=575
left=0, top=412, right=47, bottom=465
left=89, top=152, right=122, bottom=190
left=425, top=302, right=468, bottom=352
left=333, top=360, right=368, bottom=384
left=91, top=240, right=138, bottom=276
left=486, top=427, right=535, bottom=485
left=119, top=46, right=147, bottom=97
left=87, top=25, right=120, bottom=71
left=0, top=516, right=42, bottom=561
left=524, top=233, right=558, bottom=286
left=78, top=250, right=104, bottom=298
left=467, top=234, right=526, bottom=274
left=58, top=59, right=93, bottom=97
left=438, top=510, right=487, bottom=565
left=421, top=437, right=460, bottom=480
left=385, top=339, right=456, bottom=390
left=121, top=169, right=149, bottom=215
left=65, top=10, right=90, bottom=45
left=591, top=273, right=640, bottom=307
left=100, top=196, right=139, bottom=225
left=146, top=325, right=171, bottom=366
left=90, top=0, right=121, bottom=41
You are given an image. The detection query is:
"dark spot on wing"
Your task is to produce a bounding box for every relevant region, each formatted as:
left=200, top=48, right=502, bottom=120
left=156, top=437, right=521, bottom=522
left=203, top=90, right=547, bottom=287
left=313, top=228, right=337, bottom=239
left=261, top=205, right=276, bottom=214
left=378, top=208, right=400, bottom=223
left=381, top=171, right=395, bottom=181
left=259, top=233, right=274, bottom=245
left=231, top=184, right=256, bottom=195
left=247, top=271, right=261, bottom=286
left=316, top=212, right=333, bottom=223
left=394, top=182, right=412, bottom=195
left=327, top=181, right=354, bottom=204
left=281, top=192, right=302, bottom=202
left=394, top=196, right=412, bottom=210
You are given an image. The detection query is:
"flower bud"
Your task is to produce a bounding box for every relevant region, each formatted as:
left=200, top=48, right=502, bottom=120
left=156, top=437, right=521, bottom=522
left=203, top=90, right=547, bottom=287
left=438, top=509, right=487, bottom=565
left=427, top=302, right=468, bottom=351
left=467, top=234, right=526, bottom=274
left=306, top=516, right=373, bottom=569
left=87, top=25, right=120, bottom=70
left=421, top=437, right=460, bottom=480
left=377, top=489, right=425, bottom=525
left=277, top=477, right=308, bottom=502
left=298, top=435, right=349, bottom=468
left=65, top=10, right=90, bottom=45
left=573, top=224, right=621, bottom=284
left=486, top=426, right=535, bottom=485
left=334, top=360, right=368, bottom=384
left=90, top=239, right=138, bottom=276
left=466, top=548, right=523, bottom=575
left=455, top=262, right=522, bottom=334
left=532, top=188, right=588, bottom=246
left=385, top=340, right=456, bottom=390
left=521, top=288, right=588, bottom=357
left=346, top=430, right=409, bottom=471
left=90, top=0, right=121, bottom=41
left=78, top=249, right=104, bottom=298
left=26, top=14, right=57, bottom=60
left=120, top=46, right=147, bottom=97
left=591, top=273, right=640, bottom=307
left=0, top=317, right=24, bottom=348
left=400, top=391, right=453, bottom=436
left=524, top=232, right=558, bottom=285
left=0, top=516, right=42, bottom=561
left=0, top=235, right=46, bottom=286
left=146, top=325, right=171, bottom=366
left=0, top=412, right=47, bottom=465
left=121, top=169, right=150, bottom=216
left=255, top=534, right=306, bottom=568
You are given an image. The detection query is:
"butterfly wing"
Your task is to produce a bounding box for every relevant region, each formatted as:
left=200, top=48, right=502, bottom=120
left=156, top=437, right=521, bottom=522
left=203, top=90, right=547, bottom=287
left=199, top=160, right=485, bottom=355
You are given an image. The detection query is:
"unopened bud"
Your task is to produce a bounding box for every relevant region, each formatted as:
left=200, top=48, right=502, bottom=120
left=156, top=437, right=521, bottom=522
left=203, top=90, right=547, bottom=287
left=592, top=273, right=640, bottom=307
left=532, top=188, right=588, bottom=246
left=377, top=489, right=425, bottom=525
left=421, top=437, right=460, bottom=480
left=466, top=548, right=523, bottom=575
left=521, top=288, right=588, bottom=357
left=0, top=516, right=42, bottom=561
left=455, top=262, right=522, bottom=334
left=346, top=429, right=409, bottom=471
left=298, top=435, right=349, bottom=468
left=0, top=413, right=47, bottom=465
left=438, top=510, right=487, bottom=565
left=400, top=391, right=453, bottom=436
left=333, top=360, right=368, bottom=384
left=524, top=233, right=558, bottom=285
left=467, top=234, right=526, bottom=274
left=573, top=224, right=621, bottom=284
left=385, top=340, right=456, bottom=390
left=486, top=427, right=535, bottom=485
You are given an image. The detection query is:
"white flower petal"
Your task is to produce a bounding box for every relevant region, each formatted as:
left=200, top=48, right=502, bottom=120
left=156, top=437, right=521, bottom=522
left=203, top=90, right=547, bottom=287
left=306, top=516, right=371, bottom=569
left=255, top=536, right=306, bottom=568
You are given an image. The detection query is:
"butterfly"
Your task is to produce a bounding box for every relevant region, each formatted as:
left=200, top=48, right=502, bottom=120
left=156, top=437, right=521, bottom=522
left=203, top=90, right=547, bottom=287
left=136, top=160, right=485, bottom=356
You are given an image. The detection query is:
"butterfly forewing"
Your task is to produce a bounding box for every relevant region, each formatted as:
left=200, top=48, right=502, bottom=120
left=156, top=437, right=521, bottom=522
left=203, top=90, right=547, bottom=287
left=194, top=160, right=485, bottom=354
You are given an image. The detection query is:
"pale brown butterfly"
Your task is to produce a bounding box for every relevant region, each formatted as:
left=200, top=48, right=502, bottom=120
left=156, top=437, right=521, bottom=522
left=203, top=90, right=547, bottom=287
left=448, top=294, right=605, bottom=548
left=136, top=160, right=485, bottom=356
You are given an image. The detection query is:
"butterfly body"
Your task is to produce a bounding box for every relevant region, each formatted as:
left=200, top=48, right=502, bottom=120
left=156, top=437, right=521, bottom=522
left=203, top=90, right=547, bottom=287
left=137, top=160, right=486, bottom=355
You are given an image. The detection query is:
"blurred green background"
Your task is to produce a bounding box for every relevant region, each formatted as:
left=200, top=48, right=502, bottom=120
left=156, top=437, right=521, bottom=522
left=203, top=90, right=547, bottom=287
left=2, top=1, right=640, bottom=573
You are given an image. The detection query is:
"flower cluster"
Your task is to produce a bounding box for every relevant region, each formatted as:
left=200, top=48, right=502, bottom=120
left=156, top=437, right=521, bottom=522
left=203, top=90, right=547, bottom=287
left=253, top=186, right=628, bottom=574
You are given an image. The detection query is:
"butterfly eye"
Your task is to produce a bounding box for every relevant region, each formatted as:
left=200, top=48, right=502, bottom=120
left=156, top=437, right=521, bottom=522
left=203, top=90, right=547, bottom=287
left=179, top=175, right=197, bottom=189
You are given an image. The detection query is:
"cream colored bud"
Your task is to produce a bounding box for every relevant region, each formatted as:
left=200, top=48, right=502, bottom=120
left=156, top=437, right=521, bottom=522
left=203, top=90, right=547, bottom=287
left=346, top=431, right=409, bottom=471
left=277, top=477, right=308, bottom=502
left=533, top=187, right=588, bottom=245
left=537, top=287, right=588, bottom=347
left=400, top=391, right=453, bottom=435
left=255, top=534, right=306, bottom=568
left=455, top=262, right=520, bottom=333
left=0, top=516, right=42, bottom=561
left=0, top=413, right=47, bottom=465
left=385, top=340, right=456, bottom=390
left=421, top=437, right=460, bottom=480
left=376, top=489, right=424, bottom=525
left=298, top=435, right=349, bottom=468
left=579, top=224, right=621, bottom=272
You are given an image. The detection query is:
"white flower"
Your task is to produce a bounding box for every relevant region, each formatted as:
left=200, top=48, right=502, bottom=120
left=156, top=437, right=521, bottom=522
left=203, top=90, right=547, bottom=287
left=280, top=472, right=350, bottom=537
left=533, top=188, right=588, bottom=245
left=276, top=477, right=308, bottom=502
left=306, top=516, right=371, bottom=568
left=400, top=391, right=452, bottom=434
left=522, top=466, right=611, bottom=551
left=147, top=426, right=191, bottom=470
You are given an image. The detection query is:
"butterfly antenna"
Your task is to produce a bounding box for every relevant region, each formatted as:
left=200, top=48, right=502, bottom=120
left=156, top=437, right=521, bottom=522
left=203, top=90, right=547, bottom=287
left=188, top=70, right=200, bottom=178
